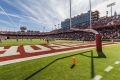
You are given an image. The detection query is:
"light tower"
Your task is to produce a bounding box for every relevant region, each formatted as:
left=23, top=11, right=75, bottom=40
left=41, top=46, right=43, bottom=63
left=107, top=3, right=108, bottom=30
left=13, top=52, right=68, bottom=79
left=107, top=2, right=116, bottom=17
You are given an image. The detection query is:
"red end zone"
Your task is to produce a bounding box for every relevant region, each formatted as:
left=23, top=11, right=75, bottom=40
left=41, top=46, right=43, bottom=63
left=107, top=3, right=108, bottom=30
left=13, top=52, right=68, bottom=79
left=0, top=42, right=113, bottom=62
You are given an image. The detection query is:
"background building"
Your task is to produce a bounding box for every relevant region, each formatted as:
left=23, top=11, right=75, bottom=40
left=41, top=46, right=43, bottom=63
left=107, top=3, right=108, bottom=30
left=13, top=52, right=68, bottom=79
left=61, top=11, right=99, bottom=29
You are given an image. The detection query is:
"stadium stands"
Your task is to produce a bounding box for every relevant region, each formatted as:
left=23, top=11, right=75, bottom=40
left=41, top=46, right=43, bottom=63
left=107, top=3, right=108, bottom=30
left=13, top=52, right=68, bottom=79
left=0, top=11, right=120, bottom=41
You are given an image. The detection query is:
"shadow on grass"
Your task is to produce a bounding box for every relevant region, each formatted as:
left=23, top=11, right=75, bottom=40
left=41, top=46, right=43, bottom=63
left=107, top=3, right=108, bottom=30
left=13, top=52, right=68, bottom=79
left=80, top=51, right=106, bottom=58
left=24, top=50, right=106, bottom=80
left=98, top=51, right=107, bottom=58
left=70, top=64, right=76, bottom=69
left=91, top=51, right=95, bottom=79
left=79, top=51, right=106, bottom=79
left=79, top=51, right=95, bottom=79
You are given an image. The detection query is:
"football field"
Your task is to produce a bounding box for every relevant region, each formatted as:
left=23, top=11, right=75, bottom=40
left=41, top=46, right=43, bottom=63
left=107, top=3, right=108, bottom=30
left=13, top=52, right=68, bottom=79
left=0, top=40, right=120, bottom=80
left=0, top=39, right=80, bottom=46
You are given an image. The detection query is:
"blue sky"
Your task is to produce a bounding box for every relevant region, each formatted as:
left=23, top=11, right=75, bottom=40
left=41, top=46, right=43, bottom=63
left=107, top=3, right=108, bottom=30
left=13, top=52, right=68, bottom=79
left=0, top=0, right=119, bottom=32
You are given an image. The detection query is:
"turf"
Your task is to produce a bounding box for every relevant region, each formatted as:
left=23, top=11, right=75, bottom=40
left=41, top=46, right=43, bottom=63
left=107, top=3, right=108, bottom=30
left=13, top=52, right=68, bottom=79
left=0, top=39, right=80, bottom=46
left=0, top=43, right=120, bottom=80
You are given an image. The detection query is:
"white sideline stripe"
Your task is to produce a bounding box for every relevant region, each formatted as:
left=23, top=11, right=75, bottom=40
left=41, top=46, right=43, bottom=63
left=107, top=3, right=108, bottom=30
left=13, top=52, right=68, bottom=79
left=104, top=66, right=113, bottom=72
left=115, top=61, right=120, bottom=64
left=92, top=75, right=102, bottom=80
left=0, top=43, right=117, bottom=66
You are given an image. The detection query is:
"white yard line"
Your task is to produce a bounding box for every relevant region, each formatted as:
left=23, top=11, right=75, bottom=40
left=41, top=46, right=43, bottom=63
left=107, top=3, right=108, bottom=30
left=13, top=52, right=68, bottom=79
left=0, top=43, right=117, bottom=66
left=104, top=66, right=113, bottom=72
left=92, top=75, right=102, bottom=80
left=114, top=61, right=120, bottom=64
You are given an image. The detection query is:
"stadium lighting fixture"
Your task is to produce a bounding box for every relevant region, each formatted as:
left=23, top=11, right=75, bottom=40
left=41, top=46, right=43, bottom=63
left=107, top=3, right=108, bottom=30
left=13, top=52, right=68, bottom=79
left=106, top=11, right=108, bottom=17
left=89, top=0, right=92, bottom=29
left=69, top=0, right=72, bottom=29
left=0, top=6, right=17, bottom=29
left=107, top=2, right=116, bottom=17
left=54, top=25, right=57, bottom=30
left=58, top=24, right=60, bottom=29
left=43, top=26, right=45, bottom=32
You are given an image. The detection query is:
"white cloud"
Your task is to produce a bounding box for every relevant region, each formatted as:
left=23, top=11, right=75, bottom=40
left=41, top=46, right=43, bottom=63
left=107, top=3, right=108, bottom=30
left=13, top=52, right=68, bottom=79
left=93, top=0, right=120, bottom=17
left=1, top=0, right=120, bottom=31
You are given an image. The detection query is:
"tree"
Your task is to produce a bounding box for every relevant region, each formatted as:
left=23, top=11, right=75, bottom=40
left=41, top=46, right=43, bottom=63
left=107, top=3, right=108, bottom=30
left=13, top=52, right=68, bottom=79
left=20, top=26, right=27, bottom=32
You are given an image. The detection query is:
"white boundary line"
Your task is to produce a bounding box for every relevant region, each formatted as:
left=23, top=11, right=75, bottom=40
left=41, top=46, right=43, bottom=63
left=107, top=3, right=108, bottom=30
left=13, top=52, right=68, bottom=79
left=0, top=43, right=117, bottom=66
left=92, top=75, right=102, bottom=80
left=104, top=66, right=113, bottom=72
left=115, top=61, right=120, bottom=64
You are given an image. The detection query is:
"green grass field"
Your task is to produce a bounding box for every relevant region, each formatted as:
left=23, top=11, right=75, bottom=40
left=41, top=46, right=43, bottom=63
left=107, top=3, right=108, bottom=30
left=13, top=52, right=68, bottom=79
left=0, top=43, right=120, bottom=80
left=0, top=39, right=80, bottom=46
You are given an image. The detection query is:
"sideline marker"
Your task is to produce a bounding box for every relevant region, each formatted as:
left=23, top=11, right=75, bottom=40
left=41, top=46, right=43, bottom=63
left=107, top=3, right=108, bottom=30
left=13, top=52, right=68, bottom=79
left=72, top=56, right=77, bottom=65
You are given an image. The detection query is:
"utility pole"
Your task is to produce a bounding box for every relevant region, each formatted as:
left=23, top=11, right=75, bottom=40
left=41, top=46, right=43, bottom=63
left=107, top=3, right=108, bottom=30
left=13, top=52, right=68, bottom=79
left=69, top=0, right=72, bottom=29
left=106, top=11, right=108, bottom=17
left=54, top=25, right=57, bottom=30
left=89, top=0, right=92, bottom=29
left=58, top=24, right=60, bottom=29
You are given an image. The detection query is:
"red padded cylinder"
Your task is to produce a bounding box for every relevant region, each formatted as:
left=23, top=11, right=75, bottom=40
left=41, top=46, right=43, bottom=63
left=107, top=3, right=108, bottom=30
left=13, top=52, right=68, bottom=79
left=96, top=34, right=102, bottom=53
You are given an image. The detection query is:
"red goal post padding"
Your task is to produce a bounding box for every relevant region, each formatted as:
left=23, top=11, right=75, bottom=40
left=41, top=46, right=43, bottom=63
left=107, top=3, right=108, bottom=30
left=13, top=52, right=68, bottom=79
left=96, top=34, right=102, bottom=53
left=70, top=28, right=102, bottom=53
